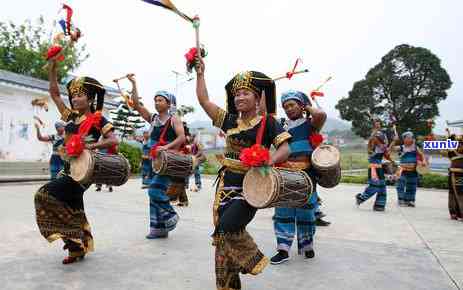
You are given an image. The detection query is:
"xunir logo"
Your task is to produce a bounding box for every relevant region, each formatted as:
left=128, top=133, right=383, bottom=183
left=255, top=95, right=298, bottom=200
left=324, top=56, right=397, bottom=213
left=423, top=139, right=459, bottom=150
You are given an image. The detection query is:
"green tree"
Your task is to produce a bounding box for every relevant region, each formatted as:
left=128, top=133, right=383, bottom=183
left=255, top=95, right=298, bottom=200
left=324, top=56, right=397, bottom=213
left=0, top=16, right=88, bottom=82
left=336, top=44, right=452, bottom=138
left=110, top=102, right=146, bottom=139
left=176, top=105, right=195, bottom=117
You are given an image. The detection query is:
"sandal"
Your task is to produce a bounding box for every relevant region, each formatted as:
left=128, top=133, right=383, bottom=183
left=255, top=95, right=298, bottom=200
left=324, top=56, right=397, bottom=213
left=62, top=255, right=85, bottom=265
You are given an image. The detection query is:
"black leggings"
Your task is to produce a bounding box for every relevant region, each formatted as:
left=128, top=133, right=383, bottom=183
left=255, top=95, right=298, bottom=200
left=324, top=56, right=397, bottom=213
left=216, top=199, right=257, bottom=234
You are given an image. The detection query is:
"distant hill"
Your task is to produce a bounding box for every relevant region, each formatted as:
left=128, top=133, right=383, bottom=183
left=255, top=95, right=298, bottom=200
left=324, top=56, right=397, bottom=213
left=322, top=118, right=351, bottom=132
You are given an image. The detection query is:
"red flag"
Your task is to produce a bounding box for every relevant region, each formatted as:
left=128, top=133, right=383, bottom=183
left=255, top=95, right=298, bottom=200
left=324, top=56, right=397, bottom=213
left=310, top=91, right=324, bottom=98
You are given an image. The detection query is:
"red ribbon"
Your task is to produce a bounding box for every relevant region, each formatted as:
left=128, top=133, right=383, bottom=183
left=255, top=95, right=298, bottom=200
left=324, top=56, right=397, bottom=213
left=309, top=133, right=324, bottom=149
left=286, top=58, right=302, bottom=80
left=46, top=45, right=65, bottom=61
left=310, top=91, right=324, bottom=99
left=62, top=4, right=74, bottom=35
left=239, top=114, right=270, bottom=167
left=65, top=111, right=102, bottom=157
left=149, top=118, right=171, bottom=159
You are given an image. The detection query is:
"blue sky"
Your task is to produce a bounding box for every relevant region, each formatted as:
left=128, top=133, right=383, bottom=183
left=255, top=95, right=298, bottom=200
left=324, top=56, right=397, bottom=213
left=1, top=0, right=461, bottom=133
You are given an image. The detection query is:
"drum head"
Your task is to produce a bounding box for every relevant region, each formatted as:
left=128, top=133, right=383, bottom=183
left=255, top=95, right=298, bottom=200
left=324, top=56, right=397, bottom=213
left=312, top=145, right=340, bottom=168
left=243, top=168, right=277, bottom=208
left=70, top=149, right=93, bottom=182
left=152, top=151, right=164, bottom=173
left=416, top=165, right=429, bottom=175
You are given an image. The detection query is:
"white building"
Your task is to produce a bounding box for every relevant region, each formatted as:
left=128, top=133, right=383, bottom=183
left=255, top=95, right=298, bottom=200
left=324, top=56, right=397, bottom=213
left=0, top=69, right=118, bottom=162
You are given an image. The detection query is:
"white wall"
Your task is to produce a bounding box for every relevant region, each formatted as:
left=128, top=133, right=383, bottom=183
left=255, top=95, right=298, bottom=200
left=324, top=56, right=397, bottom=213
left=0, top=83, right=116, bottom=161
left=0, top=84, right=58, bottom=161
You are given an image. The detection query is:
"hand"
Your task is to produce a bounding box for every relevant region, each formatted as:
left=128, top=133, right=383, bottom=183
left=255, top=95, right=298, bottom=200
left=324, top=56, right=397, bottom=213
left=85, top=143, right=96, bottom=150
left=195, top=56, right=205, bottom=76
left=127, top=73, right=136, bottom=83
left=266, top=158, right=274, bottom=166
left=156, top=145, right=168, bottom=152
left=34, top=123, right=40, bottom=130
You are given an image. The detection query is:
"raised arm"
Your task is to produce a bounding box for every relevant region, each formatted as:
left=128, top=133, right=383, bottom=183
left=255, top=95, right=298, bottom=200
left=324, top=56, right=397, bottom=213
left=127, top=74, right=152, bottom=123
left=48, top=60, right=68, bottom=118
left=195, top=57, right=222, bottom=121
left=270, top=142, right=290, bottom=166
left=34, top=123, right=52, bottom=142
left=306, top=104, right=327, bottom=131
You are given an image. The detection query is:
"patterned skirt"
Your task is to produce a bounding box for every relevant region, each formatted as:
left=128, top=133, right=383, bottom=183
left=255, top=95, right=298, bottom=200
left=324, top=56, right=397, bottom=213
left=212, top=171, right=269, bottom=290
left=34, top=176, right=94, bottom=257
left=449, top=169, right=463, bottom=218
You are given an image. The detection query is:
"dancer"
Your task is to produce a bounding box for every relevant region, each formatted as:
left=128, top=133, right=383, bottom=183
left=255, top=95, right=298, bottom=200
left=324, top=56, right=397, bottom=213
left=271, top=90, right=326, bottom=264
left=195, top=58, right=291, bottom=290
left=34, top=59, right=119, bottom=264
left=129, top=74, right=186, bottom=239
left=35, top=120, right=66, bottom=180
left=389, top=130, right=426, bottom=207
left=355, top=120, right=392, bottom=211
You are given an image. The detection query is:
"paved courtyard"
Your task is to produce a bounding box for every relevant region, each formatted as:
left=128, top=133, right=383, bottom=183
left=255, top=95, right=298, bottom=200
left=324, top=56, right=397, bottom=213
left=0, top=178, right=462, bottom=290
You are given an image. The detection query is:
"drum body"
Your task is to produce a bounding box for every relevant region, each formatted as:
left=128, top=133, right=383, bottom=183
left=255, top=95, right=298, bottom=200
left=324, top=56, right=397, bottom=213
left=243, top=167, right=313, bottom=209
left=416, top=164, right=429, bottom=175
left=70, top=150, right=131, bottom=186
left=312, top=145, right=341, bottom=188
left=153, top=150, right=194, bottom=178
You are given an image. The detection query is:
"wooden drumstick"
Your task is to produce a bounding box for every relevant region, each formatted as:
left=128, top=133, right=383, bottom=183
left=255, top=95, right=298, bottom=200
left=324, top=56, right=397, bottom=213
left=113, top=73, right=135, bottom=83
left=273, top=69, right=309, bottom=81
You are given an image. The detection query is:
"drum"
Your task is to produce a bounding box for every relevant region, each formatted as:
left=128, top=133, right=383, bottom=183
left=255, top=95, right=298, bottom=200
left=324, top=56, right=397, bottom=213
left=311, top=145, right=341, bottom=188
left=70, top=150, right=131, bottom=186
left=382, top=161, right=399, bottom=175
left=153, top=150, right=195, bottom=178
left=243, top=167, right=313, bottom=209
left=416, top=164, right=429, bottom=175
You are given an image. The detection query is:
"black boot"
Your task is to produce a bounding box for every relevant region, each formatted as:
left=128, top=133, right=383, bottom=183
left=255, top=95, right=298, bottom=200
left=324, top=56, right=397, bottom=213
left=315, top=218, right=331, bottom=226
left=304, top=249, right=315, bottom=259
left=270, top=250, right=289, bottom=265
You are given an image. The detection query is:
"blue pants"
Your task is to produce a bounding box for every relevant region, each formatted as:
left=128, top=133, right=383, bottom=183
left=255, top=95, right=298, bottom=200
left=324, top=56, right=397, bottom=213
left=273, top=191, right=318, bottom=254
left=148, top=174, right=178, bottom=234
left=189, top=166, right=202, bottom=188
left=397, top=171, right=418, bottom=202
left=358, top=168, right=387, bottom=209
left=49, top=155, right=64, bottom=180
left=141, top=159, right=153, bottom=185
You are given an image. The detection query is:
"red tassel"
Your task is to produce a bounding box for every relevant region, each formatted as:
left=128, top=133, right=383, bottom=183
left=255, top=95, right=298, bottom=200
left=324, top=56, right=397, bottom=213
left=310, top=91, right=324, bottom=98
left=46, top=45, right=63, bottom=60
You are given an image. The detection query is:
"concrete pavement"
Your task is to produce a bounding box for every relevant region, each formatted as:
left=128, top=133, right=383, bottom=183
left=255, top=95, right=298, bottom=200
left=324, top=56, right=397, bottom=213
left=0, top=178, right=462, bottom=290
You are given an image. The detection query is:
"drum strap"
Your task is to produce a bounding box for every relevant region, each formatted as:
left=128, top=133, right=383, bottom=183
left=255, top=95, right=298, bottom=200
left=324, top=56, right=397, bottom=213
left=158, top=117, right=172, bottom=146
left=256, top=114, right=267, bottom=145
left=150, top=117, right=171, bottom=159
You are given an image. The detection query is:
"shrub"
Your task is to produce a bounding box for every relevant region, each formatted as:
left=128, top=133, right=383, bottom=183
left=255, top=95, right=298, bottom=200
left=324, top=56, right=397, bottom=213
left=118, top=142, right=142, bottom=174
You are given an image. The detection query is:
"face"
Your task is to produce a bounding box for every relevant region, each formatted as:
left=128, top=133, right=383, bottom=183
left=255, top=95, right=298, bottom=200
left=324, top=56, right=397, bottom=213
left=234, top=89, right=258, bottom=114
left=154, top=96, right=170, bottom=113
left=71, top=93, right=91, bottom=112
left=403, top=136, right=414, bottom=146
left=56, top=127, right=65, bottom=135
left=143, top=131, right=150, bottom=140
left=283, top=100, right=304, bottom=120
left=373, top=121, right=382, bottom=129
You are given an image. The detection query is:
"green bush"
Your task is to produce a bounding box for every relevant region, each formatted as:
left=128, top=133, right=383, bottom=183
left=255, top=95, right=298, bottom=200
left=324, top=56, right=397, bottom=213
left=201, top=158, right=220, bottom=175
left=341, top=175, right=368, bottom=184
left=420, top=173, right=448, bottom=190
left=118, top=142, right=142, bottom=174
left=340, top=173, right=448, bottom=190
